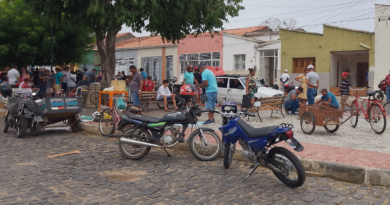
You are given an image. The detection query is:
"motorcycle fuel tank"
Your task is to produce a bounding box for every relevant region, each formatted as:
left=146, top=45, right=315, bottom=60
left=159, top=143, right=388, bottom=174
left=159, top=112, right=188, bottom=124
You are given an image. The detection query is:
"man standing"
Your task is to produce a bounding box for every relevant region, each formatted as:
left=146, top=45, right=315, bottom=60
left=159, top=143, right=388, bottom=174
left=1, top=66, right=10, bottom=82
left=121, top=71, right=127, bottom=81
left=115, top=72, right=123, bottom=80
left=305, top=65, right=319, bottom=105
left=140, top=68, right=147, bottom=80
left=284, top=87, right=304, bottom=115
left=183, top=65, right=199, bottom=85
left=7, top=65, right=20, bottom=88
left=338, top=72, right=352, bottom=111
left=45, top=69, right=55, bottom=97
left=61, top=66, right=70, bottom=92
left=280, top=69, right=290, bottom=91
left=126, top=65, right=144, bottom=110
left=53, top=67, right=63, bottom=95
left=193, top=68, right=203, bottom=104
left=84, top=69, right=97, bottom=83
left=315, top=89, right=339, bottom=109
left=157, top=80, right=179, bottom=111
left=197, top=64, right=218, bottom=124
left=385, top=70, right=390, bottom=102
left=38, top=68, right=47, bottom=97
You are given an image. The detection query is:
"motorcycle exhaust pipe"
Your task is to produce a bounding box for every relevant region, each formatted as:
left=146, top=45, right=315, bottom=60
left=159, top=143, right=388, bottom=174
left=119, top=137, right=163, bottom=148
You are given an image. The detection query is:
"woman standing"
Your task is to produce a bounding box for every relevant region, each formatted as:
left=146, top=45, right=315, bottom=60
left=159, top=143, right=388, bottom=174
left=295, top=68, right=308, bottom=104
left=245, top=68, right=257, bottom=107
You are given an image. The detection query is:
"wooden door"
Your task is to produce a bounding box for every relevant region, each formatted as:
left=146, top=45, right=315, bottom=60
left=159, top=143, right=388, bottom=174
left=293, top=57, right=316, bottom=73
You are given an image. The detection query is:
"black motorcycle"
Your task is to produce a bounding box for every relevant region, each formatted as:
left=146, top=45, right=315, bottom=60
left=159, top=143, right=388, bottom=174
left=4, top=97, right=43, bottom=138
left=116, top=103, right=222, bottom=161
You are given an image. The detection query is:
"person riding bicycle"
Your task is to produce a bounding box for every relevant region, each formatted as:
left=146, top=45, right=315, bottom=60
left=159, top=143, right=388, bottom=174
left=315, top=89, right=339, bottom=109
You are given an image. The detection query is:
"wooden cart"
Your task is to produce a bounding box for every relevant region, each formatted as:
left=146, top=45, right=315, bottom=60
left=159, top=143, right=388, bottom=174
left=299, top=105, right=345, bottom=135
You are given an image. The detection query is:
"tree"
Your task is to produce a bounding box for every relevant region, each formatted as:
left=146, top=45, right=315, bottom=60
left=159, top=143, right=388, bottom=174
left=0, top=0, right=95, bottom=68
left=24, top=0, right=244, bottom=88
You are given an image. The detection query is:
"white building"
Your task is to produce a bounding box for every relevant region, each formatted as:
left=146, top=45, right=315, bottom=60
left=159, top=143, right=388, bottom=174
left=374, top=4, right=390, bottom=86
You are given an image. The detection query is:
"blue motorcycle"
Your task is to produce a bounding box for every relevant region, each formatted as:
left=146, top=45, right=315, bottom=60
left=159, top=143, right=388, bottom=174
left=218, top=102, right=306, bottom=188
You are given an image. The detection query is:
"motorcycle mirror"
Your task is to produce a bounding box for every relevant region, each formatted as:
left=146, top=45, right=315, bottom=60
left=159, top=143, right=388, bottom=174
left=254, top=101, right=261, bottom=108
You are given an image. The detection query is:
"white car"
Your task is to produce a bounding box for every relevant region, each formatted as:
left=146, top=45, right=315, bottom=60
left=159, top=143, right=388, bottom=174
left=215, top=75, right=283, bottom=103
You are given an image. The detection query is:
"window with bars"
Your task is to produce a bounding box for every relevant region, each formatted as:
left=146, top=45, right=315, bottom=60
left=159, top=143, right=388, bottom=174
left=234, top=55, right=245, bottom=70
left=179, top=52, right=221, bottom=73
left=293, top=57, right=315, bottom=73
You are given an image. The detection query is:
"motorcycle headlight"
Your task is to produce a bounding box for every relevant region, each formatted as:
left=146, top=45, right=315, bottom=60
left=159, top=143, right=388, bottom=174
left=224, top=106, right=231, bottom=111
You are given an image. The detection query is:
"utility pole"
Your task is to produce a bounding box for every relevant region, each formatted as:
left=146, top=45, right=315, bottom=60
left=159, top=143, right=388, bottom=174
left=50, top=23, right=53, bottom=71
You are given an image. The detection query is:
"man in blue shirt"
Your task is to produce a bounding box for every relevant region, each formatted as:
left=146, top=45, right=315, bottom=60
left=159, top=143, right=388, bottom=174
left=140, top=68, right=147, bottom=80
left=182, top=65, right=199, bottom=85
left=315, top=88, right=339, bottom=109
left=197, top=64, right=218, bottom=124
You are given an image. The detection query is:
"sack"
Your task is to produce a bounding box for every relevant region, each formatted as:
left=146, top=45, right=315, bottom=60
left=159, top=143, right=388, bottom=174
left=242, top=95, right=251, bottom=108
left=116, top=98, right=126, bottom=110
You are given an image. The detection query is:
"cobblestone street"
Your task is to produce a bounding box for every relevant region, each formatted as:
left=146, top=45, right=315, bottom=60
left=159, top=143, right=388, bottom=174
left=1, top=121, right=390, bottom=204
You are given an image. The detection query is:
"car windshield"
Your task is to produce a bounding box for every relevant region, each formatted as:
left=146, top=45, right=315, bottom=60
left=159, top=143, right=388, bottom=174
left=240, top=78, right=264, bottom=88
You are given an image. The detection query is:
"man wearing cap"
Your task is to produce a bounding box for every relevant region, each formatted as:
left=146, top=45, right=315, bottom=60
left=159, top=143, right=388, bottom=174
left=316, top=89, right=339, bottom=109
left=280, top=69, right=290, bottom=91
left=305, top=65, right=319, bottom=105
left=197, top=64, right=218, bottom=124
left=385, top=70, right=390, bottom=102
left=337, top=72, right=352, bottom=111
left=284, top=86, right=304, bottom=115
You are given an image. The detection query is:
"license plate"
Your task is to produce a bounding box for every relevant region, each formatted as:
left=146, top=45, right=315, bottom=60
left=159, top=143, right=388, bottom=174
left=286, top=136, right=304, bottom=152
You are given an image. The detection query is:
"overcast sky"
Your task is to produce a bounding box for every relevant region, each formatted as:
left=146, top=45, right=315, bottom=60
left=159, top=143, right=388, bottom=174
left=120, top=0, right=390, bottom=37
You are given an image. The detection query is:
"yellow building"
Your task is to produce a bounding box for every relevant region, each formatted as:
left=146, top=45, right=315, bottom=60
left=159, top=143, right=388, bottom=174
left=279, top=25, right=375, bottom=93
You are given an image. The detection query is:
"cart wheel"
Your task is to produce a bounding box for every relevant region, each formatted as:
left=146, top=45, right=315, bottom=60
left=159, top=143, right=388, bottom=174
left=300, top=111, right=316, bottom=135
left=71, top=120, right=81, bottom=132
left=324, top=124, right=339, bottom=133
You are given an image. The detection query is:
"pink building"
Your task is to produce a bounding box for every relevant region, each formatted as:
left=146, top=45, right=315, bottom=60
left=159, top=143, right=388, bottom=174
left=177, top=26, right=265, bottom=80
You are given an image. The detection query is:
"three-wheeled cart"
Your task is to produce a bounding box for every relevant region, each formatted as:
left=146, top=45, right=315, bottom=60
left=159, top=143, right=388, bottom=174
left=299, top=105, right=346, bottom=135
left=38, top=97, right=82, bottom=132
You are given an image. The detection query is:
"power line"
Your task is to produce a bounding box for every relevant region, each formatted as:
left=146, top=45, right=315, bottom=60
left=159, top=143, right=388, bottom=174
left=374, top=0, right=390, bottom=30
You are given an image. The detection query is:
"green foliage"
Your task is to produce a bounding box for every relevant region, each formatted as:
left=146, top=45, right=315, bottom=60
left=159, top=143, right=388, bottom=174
left=0, top=0, right=95, bottom=67
left=24, top=0, right=244, bottom=42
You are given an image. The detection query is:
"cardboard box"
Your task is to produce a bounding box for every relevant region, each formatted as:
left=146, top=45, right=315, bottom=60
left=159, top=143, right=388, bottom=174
left=0, top=109, right=7, bottom=117
left=111, top=80, right=126, bottom=91
left=0, top=102, right=4, bottom=109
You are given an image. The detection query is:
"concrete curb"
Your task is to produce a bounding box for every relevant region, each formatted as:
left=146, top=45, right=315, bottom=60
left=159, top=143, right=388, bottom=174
left=81, top=122, right=390, bottom=187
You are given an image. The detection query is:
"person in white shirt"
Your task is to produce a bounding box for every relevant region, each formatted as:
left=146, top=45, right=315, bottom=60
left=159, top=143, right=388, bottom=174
left=156, top=80, right=178, bottom=111
left=280, top=69, right=290, bottom=92
left=67, top=71, right=77, bottom=94
left=61, top=66, right=70, bottom=92
left=7, top=65, right=20, bottom=87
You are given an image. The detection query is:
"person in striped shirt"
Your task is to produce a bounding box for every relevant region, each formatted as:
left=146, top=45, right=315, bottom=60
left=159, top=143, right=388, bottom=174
left=337, top=72, right=351, bottom=111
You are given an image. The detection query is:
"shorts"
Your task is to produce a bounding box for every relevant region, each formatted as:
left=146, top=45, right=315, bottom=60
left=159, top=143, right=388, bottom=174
left=194, top=87, right=203, bottom=95
left=131, top=91, right=141, bottom=106
left=340, top=95, right=349, bottom=104
left=54, top=84, right=62, bottom=93
left=329, top=103, right=339, bottom=109
left=205, top=92, right=217, bottom=109
left=157, top=96, right=172, bottom=101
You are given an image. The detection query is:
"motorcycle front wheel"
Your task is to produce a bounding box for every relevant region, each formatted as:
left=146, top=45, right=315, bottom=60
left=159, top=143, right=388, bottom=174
left=189, top=130, right=221, bottom=161
left=119, top=128, right=151, bottom=160
left=268, top=147, right=306, bottom=188
left=223, top=142, right=235, bottom=169
left=16, top=118, right=28, bottom=138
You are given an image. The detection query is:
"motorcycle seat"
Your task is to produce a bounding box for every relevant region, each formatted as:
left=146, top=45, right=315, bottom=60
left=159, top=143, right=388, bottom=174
left=237, top=119, right=278, bottom=138
left=375, top=90, right=381, bottom=93
left=124, top=113, right=160, bottom=123
left=366, top=91, right=375, bottom=97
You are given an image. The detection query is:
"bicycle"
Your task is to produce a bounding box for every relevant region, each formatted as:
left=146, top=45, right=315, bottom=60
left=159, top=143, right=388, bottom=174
left=349, top=87, right=387, bottom=134
left=99, top=97, right=141, bottom=135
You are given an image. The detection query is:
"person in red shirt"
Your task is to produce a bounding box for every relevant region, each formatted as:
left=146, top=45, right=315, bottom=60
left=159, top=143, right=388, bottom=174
left=385, top=70, right=390, bottom=102
left=142, top=76, right=155, bottom=92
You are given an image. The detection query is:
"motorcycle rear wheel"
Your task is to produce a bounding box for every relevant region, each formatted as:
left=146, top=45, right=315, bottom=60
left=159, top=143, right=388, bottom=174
left=189, top=130, right=221, bottom=161
left=223, top=142, right=234, bottom=169
left=119, top=128, right=151, bottom=160
left=16, top=118, right=28, bottom=138
left=268, top=147, right=306, bottom=188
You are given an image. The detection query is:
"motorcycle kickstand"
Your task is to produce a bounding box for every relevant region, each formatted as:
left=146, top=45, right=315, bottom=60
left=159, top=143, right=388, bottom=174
left=163, top=147, right=172, bottom=157
left=243, top=162, right=259, bottom=182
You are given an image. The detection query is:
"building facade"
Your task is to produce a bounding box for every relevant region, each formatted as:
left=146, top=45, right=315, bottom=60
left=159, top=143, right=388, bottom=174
left=279, top=25, right=375, bottom=93
left=374, top=4, right=390, bottom=86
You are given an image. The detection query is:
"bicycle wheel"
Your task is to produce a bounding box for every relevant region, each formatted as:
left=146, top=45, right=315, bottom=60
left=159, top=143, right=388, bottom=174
left=350, top=100, right=359, bottom=128
left=300, top=112, right=316, bottom=135
left=368, top=103, right=387, bottom=134
left=99, top=108, right=116, bottom=135
left=90, top=92, right=99, bottom=105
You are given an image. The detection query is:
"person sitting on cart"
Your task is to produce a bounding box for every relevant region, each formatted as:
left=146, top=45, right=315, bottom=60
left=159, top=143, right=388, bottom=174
left=284, top=86, right=303, bottom=115
left=315, top=88, right=339, bottom=109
